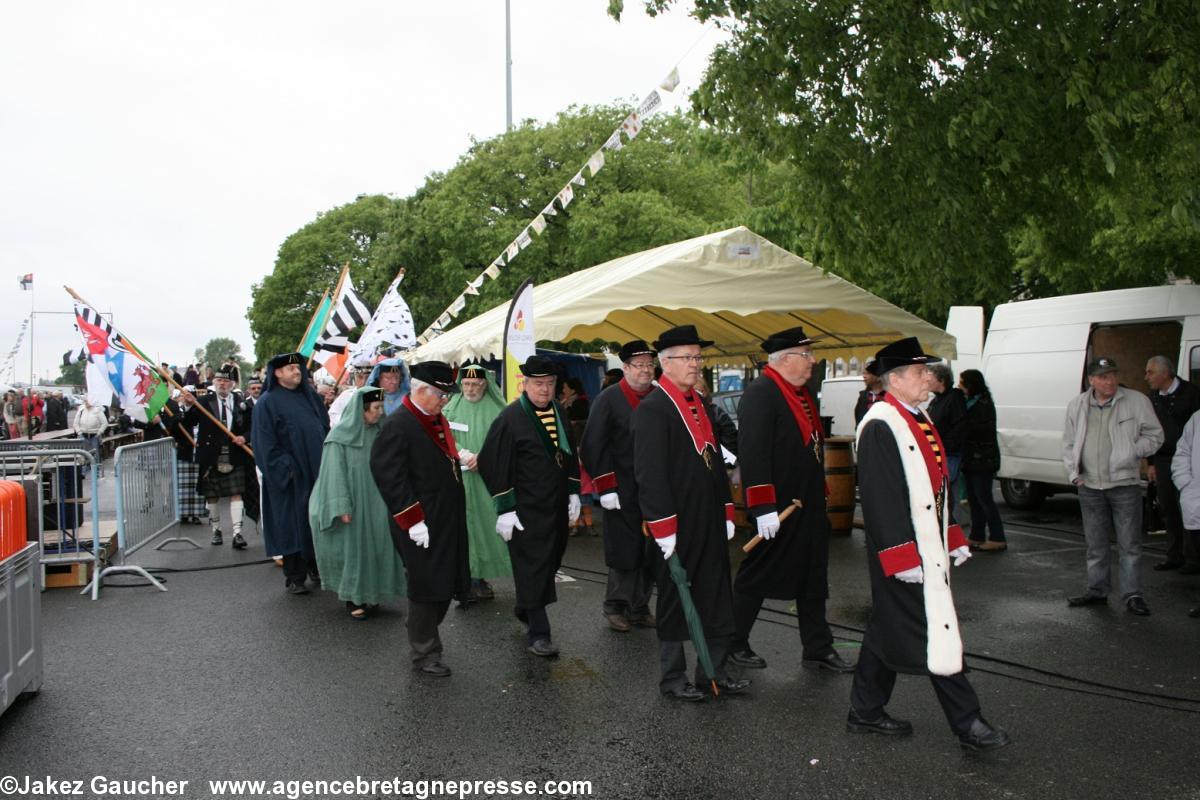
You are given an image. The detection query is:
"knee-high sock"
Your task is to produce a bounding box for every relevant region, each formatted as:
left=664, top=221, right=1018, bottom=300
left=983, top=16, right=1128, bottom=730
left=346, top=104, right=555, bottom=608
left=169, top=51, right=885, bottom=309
left=207, top=500, right=221, bottom=530
left=230, top=498, right=244, bottom=534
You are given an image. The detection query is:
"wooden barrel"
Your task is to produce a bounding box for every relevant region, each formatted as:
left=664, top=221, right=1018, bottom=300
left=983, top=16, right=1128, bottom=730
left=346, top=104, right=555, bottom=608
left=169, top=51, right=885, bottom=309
left=824, top=436, right=856, bottom=534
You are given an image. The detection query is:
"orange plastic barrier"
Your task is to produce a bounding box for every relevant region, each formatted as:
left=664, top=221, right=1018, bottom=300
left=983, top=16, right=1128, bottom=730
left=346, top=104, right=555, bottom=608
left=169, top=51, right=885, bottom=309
left=0, top=480, right=28, bottom=561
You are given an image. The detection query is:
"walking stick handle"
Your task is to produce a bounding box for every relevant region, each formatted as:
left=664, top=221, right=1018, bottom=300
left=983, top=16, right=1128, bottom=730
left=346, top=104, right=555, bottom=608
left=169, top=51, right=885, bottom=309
left=741, top=499, right=803, bottom=553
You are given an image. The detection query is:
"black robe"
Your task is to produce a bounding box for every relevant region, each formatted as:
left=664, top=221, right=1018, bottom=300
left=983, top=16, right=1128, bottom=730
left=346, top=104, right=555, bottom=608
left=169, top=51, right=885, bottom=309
left=580, top=382, right=652, bottom=571
left=478, top=397, right=580, bottom=610
left=633, top=386, right=735, bottom=642
left=370, top=403, right=470, bottom=604
left=733, top=374, right=829, bottom=600
left=857, top=403, right=965, bottom=676
left=250, top=368, right=328, bottom=559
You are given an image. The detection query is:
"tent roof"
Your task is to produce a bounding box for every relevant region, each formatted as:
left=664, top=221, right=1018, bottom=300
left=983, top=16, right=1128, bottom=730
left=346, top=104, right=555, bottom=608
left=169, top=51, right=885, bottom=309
left=409, top=227, right=955, bottom=367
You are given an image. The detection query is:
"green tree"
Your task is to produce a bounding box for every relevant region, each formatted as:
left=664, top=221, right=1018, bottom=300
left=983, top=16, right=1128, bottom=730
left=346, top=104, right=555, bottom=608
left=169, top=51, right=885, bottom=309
left=56, top=360, right=84, bottom=387
left=196, top=337, right=244, bottom=369
left=613, top=0, right=1200, bottom=320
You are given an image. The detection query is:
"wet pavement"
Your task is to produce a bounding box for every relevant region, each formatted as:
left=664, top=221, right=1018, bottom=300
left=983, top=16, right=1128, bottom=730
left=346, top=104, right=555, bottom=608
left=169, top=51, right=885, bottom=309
left=1, top=475, right=1198, bottom=800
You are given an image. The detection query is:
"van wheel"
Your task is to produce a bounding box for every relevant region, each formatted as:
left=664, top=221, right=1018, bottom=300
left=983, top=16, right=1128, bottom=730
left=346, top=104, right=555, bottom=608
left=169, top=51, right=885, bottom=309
left=1000, top=478, right=1044, bottom=510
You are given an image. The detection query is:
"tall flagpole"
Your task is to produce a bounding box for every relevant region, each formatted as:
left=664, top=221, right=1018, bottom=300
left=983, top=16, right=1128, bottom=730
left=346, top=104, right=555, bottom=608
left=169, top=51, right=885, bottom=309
left=505, top=0, right=513, bottom=132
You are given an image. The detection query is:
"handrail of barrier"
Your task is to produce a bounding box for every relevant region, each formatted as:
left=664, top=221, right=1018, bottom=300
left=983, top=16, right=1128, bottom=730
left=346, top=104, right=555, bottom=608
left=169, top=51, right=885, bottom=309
left=86, top=438, right=178, bottom=595
left=0, top=447, right=102, bottom=599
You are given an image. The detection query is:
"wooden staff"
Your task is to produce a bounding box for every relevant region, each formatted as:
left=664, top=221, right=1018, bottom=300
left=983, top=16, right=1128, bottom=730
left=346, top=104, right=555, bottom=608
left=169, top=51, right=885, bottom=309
left=63, top=286, right=252, bottom=458
left=742, top=498, right=803, bottom=553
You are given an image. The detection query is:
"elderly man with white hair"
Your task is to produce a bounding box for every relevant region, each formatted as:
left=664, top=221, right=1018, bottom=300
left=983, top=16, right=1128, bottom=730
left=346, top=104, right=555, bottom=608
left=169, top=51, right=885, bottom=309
left=1146, top=354, right=1200, bottom=574
left=634, top=325, right=748, bottom=702
left=370, top=361, right=470, bottom=677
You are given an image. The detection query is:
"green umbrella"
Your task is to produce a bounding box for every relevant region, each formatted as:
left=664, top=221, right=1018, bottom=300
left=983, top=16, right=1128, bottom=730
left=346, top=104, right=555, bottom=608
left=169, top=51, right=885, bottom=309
left=666, top=552, right=720, bottom=696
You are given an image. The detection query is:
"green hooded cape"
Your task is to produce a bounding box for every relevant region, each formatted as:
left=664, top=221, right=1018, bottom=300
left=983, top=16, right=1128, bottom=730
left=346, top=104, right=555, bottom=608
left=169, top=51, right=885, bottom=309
left=444, top=367, right=512, bottom=579
left=308, top=388, right=408, bottom=604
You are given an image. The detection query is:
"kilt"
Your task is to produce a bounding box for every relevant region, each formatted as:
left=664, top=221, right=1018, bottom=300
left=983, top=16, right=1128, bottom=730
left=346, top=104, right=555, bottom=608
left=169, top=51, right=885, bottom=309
left=177, top=461, right=208, bottom=518
left=199, top=464, right=247, bottom=499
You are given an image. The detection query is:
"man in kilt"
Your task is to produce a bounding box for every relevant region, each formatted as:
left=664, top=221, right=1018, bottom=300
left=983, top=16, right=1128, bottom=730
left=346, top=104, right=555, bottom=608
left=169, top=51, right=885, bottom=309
left=185, top=368, right=251, bottom=549
left=163, top=390, right=205, bottom=524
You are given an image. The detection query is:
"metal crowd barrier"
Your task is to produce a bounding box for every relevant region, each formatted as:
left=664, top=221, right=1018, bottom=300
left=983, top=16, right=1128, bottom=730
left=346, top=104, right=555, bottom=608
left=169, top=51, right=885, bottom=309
left=88, top=438, right=180, bottom=594
left=0, top=441, right=102, bottom=599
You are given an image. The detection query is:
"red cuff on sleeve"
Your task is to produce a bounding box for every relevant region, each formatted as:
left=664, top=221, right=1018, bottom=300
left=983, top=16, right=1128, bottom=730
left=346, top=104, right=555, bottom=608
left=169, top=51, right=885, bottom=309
left=878, top=541, right=921, bottom=577
left=592, top=471, right=618, bottom=494
left=646, top=515, right=678, bottom=539
left=744, top=484, right=776, bottom=508
left=947, top=524, right=968, bottom=552
left=393, top=502, right=425, bottom=530
left=725, top=503, right=735, bottom=523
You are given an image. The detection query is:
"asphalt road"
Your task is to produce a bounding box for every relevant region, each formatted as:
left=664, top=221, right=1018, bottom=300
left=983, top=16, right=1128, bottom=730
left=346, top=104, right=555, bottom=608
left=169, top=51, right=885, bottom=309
left=1, top=484, right=1198, bottom=800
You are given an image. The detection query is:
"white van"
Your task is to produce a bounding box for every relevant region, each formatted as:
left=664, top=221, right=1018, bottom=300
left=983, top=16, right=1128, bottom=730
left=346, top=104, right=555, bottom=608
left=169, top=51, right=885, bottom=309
left=955, top=284, right=1200, bottom=508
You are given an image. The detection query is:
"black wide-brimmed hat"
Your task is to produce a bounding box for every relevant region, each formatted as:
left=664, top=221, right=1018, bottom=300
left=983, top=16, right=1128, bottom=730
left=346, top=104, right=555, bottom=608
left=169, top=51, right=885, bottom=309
left=410, top=361, right=459, bottom=393
left=863, top=358, right=880, bottom=377
left=761, top=326, right=814, bottom=355
left=652, top=325, right=713, bottom=351
left=873, top=337, right=939, bottom=375
left=519, top=355, right=558, bottom=378
left=269, top=352, right=304, bottom=369
left=360, top=387, right=384, bottom=403
left=618, top=340, right=656, bottom=363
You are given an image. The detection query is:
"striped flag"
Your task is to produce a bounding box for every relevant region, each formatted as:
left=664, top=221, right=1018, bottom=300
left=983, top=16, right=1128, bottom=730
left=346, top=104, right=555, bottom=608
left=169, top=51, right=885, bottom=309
left=312, top=281, right=374, bottom=367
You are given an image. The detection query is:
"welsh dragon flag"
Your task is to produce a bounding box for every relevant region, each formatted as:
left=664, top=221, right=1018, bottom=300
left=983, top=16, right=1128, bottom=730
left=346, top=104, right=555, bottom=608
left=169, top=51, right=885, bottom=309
left=73, top=303, right=170, bottom=423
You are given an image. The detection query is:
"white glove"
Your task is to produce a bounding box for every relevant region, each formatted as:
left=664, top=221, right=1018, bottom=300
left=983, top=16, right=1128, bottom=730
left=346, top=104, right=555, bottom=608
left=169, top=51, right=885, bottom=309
left=726, top=520, right=736, bottom=541
left=950, top=545, right=972, bottom=567
left=568, top=493, right=581, bottom=524
left=655, top=533, right=677, bottom=560
left=496, top=511, right=524, bottom=542
left=756, top=511, right=780, bottom=540
left=408, top=521, right=430, bottom=549
left=599, top=492, right=621, bottom=511
left=457, top=448, right=477, bottom=471
left=895, top=566, right=924, bottom=584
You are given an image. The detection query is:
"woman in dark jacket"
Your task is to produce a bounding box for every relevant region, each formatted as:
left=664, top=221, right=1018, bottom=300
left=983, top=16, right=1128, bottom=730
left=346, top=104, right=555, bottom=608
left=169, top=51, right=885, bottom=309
left=959, top=369, right=1006, bottom=551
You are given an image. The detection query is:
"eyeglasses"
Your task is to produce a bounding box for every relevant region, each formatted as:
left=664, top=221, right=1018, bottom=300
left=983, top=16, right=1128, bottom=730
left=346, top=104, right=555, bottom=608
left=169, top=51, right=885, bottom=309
left=662, top=355, right=704, bottom=364
left=429, top=388, right=450, bottom=401
left=627, top=361, right=656, bottom=371
left=781, top=351, right=816, bottom=362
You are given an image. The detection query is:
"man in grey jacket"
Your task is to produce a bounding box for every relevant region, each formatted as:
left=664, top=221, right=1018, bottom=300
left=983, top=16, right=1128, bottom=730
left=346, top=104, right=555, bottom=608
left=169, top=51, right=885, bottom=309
left=1170, top=409, right=1200, bottom=618
left=1062, top=357, right=1164, bottom=615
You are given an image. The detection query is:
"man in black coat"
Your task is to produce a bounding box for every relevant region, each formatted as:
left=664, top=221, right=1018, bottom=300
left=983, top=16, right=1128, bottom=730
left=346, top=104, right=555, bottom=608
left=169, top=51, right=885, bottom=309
left=1146, top=355, right=1200, bottom=572
left=370, top=364, right=470, bottom=678
left=184, top=368, right=251, bottom=549
left=479, top=355, right=581, bottom=658
left=581, top=340, right=659, bottom=633
left=730, top=327, right=853, bottom=674
left=853, top=359, right=886, bottom=426
left=850, top=337, right=1009, bottom=751
left=634, top=325, right=749, bottom=702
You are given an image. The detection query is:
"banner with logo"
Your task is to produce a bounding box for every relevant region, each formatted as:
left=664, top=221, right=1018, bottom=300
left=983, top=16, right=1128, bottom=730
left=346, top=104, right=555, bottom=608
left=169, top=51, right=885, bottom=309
left=502, top=279, right=535, bottom=402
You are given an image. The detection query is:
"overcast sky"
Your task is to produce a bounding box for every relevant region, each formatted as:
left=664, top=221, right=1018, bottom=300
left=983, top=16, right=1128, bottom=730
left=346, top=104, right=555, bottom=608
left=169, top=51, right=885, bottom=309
left=0, top=1, right=724, bottom=386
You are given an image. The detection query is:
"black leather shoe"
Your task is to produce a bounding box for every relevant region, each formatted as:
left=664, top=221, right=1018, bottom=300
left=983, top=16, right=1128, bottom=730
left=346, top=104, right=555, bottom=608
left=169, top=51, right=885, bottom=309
left=729, top=649, right=767, bottom=669
left=231, top=533, right=247, bottom=550
left=628, top=612, right=656, bottom=628
left=417, top=662, right=452, bottom=678
left=1125, top=596, right=1151, bottom=616
left=662, top=683, right=706, bottom=702
left=803, top=651, right=856, bottom=673
left=957, top=717, right=1011, bottom=751
left=1188, top=606, right=1200, bottom=618
left=604, top=612, right=632, bottom=632
left=308, top=569, right=321, bottom=587
left=701, top=677, right=751, bottom=696
left=1067, top=593, right=1107, bottom=607
left=846, top=709, right=913, bottom=736
left=1153, top=561, right=1183, bottom=572
left=528, top=639, right=559, bottom=657
left=210, top=530, right=223, bottom=545
left=285, top=581, right=309, bottom=595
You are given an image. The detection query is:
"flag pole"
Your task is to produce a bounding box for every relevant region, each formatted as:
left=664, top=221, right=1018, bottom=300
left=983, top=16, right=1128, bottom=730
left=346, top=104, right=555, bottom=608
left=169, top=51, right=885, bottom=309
left=295, top=289, right=330, bottom=352
left=63, top=286, right=252, bottom=458
left=332, top=266, right=404, bottom=387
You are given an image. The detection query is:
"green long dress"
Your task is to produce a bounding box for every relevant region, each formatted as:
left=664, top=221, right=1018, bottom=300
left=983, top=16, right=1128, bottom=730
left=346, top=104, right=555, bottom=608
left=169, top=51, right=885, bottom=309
left=443, top=367, right=512, bottom=579
left=308, top=388, right=407, bottom=605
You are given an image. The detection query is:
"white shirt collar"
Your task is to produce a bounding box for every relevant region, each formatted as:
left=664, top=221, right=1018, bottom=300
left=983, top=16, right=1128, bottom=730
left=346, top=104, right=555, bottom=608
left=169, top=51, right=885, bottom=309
left=1161, top=377, right=1181, bottom=396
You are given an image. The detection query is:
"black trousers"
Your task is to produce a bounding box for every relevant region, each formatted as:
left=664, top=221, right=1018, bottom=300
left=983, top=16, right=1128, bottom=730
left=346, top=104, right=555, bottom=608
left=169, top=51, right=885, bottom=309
left=658, top=636, right=731, bottom=692
left=407, top=599, right=451, bottom=667
left=603, top=564, right=653, bottom=617
left=281, top=553, right=315, bottom=587
left=732, top=591, right=834, bottom=659
left=1156, top=456, right=1200, bottom=566
left=523, top=606, right=551, bottom=645
left=850, top=642, right=981, bottom=735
